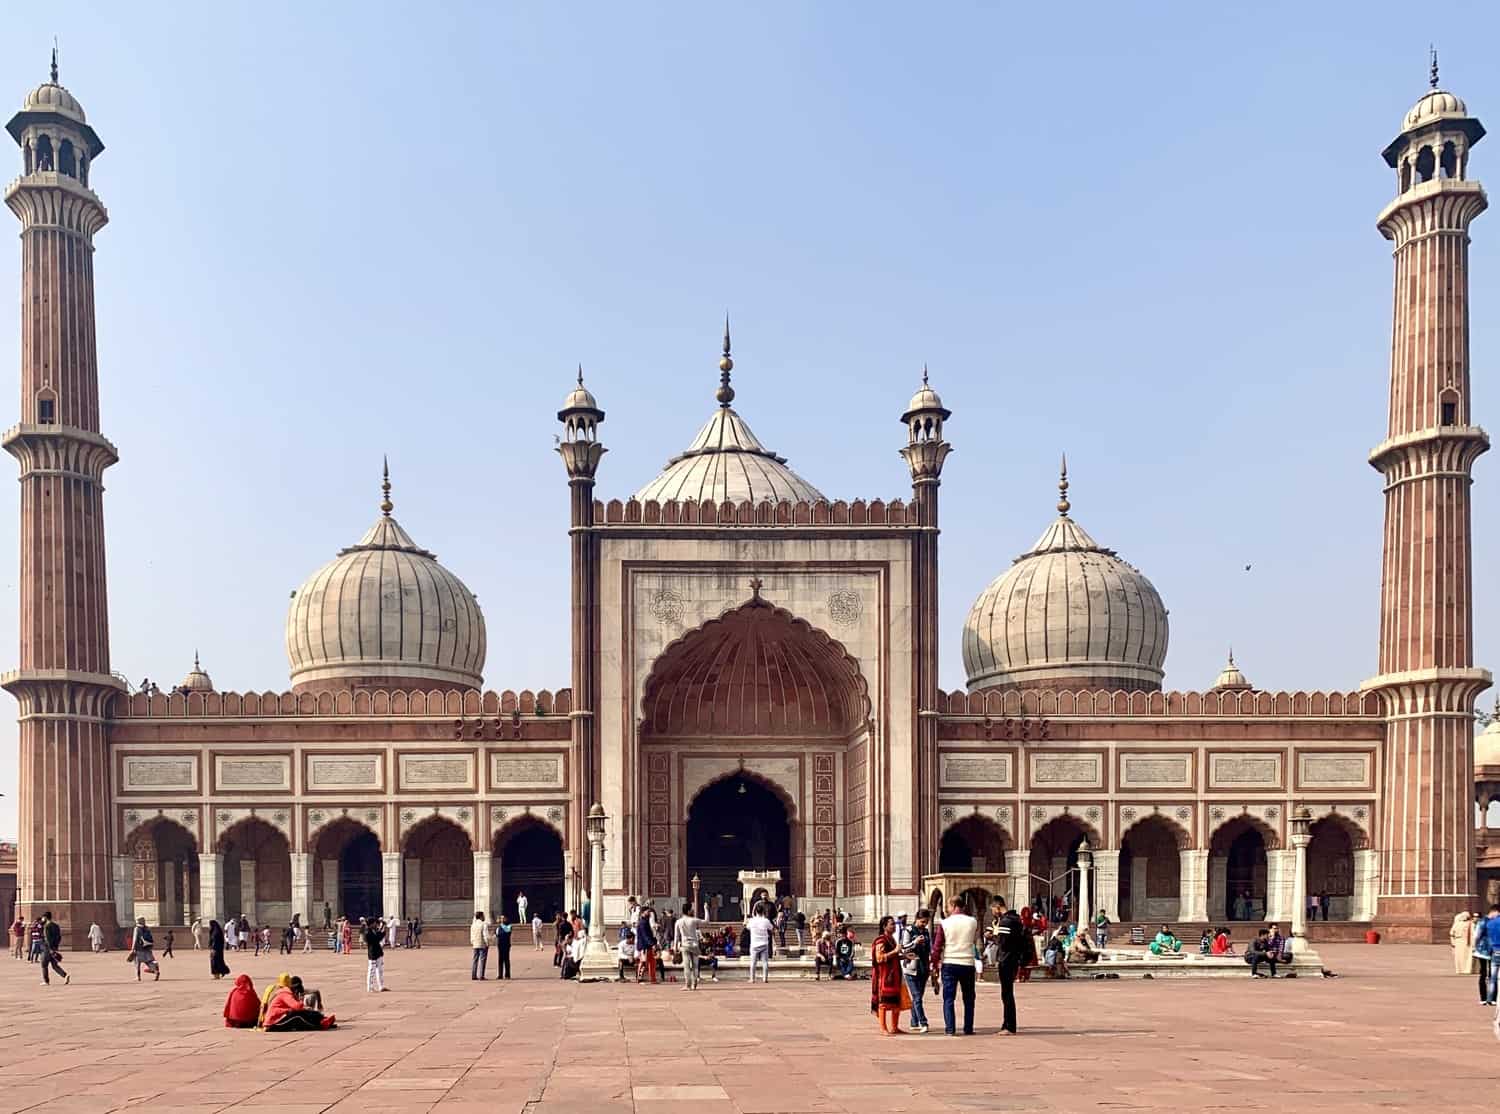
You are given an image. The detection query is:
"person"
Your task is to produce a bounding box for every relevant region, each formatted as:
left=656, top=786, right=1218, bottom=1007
left=1199, top=928, right=1213, bottom=954
left=899, top=909, right=932, bottom=1033
left=363, top=916, right=387, bottom=992
left=1211, top=927, right=1234, bottom=955
left=1017, top=906, right=1035, bottom=982
left=1479, top=904, right=1500, bottom=1006
left=494, top=914, right=513, bottom=980
left=38, top=911, right=69, bottom=986
left=674, top=908, right=705, bottom=990
left=10, top=914, right=24, bottom=959
left=834, top=928, right=855, bottom=978
left=1318, top=890, right=1330, bottom=921
left=870, top=915, right=911, bottom=1034
left=209, top=919, right=231, bottom=979
left=1149, top=925, right=1182, bottom=955
left=933, top=896, right=978, bottom=1036
left=264, top=975, right=337, bottom=1031
left=992, top=898, right=1025, bottom=1035
left=553, top=913, right=569, bottom=968
left=412, top=915, right=423, bottom=949
left=1042, top=925, right=1070, bottom=978
left=87, top=921, right=104, bottom=954
left=617, top=930, right=638, bottom=980
left=1451, top=912, right=1476, bottom=976
left=1470, top=910, right=1492, bottom=1004
left=746, top=905, right=774, bottom=984
left=302, top=921, right=314, bottom=954
left=637, top=904, right=660, bottom=984
left=130, top=917, right=161, bottom=981
left=388, top=914, right=401, bottom=950
left=162, top=928, right=175, bottom=959
left=469, top=911, right=490, bottom=980
left=323, top=903, right=333, bottom=931
left=224, top=917, right=238, bottom=953
left=532, top=912, right=544, bottom=950
left=1245, top=928, right=1277, bottom=978
left=1266, top=924, right=1286, bottom=964
left=252, top=924, right=264, bottom=957
left=814, top=931, right=836, bottom=980
left=794, top=908, right=807, bottom=950
left=775, top=905, right=789, bottom=950
left=258, top=972, right=291, bottom=1027
left=517, top=891, right=529, bottom=929
left=1066, top=928, right=1100, bottom=966
left=561, top=930, right=585, bottom=979
left=340, top=917, right=353, bottom=958
left=223, top=973, right=260, bottom=1028
left=191, top=917, right=205, bottom=950
left=238, top=915, right=250, bottom=949
left=1308, top=891, right=1321, bottom=925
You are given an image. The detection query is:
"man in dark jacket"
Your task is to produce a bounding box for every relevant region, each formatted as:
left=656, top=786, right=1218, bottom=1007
left=1245, top=928, right=1277, bottom=978
left=990, top=898, right=1026, bottom=1034
left=39, top=911, right=69, bottom=986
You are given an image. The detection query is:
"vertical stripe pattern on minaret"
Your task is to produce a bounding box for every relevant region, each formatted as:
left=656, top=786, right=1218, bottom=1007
left=1368, top=79, right=1491, bottom=938
left=3, top=69, right=124, bottom=944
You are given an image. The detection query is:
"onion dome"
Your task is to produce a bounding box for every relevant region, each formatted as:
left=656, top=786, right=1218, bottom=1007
left=1210, top=650, right=1252, bottom=692
left=961, top=460, right=1169, bottom=693
left=634, top=320, right=826, bottom=505
left=560, top=365, right=600, bottom=414
left=177, top=652, right=214, bottom=693
left=903, top=367, right=946, bottom=419
left=1478, top=699, right=1500, bottom=770
left=285, top=462, right=485, bottom=693
left=6, top=52, right=104, bottom=156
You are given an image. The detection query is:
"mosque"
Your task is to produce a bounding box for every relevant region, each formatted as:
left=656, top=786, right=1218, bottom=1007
left=3, top=59, right=1491, bottom=944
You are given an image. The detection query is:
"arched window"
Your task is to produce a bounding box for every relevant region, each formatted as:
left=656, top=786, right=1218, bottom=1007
left=1416, top=145, right=1436, bottom=183
left=35, top=389, right=56, bottom=425
left=35, top=135, right=53, bottom=172
left=58, top=138, right=75, bottom=177
left=1440, top=142, right=1458, bottom=180
left=78, top=154, right=88, bottom=186
left=1400, top=159, right=1412, bottom=193
left=1440, top=387, right=1460, bottom=426
left=23, top=141, right=32, bottom=175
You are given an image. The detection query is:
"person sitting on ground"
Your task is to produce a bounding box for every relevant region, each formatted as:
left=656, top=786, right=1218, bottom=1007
left=834, top=928, right=856, bottom=979
left=258, top=973, right=291, bottom=1028
left=264, top=975, right=337, bottom=1031
left=223, top=973, right=260, bottom=1029
left=1149, top=925, right=1182, bottom=955
left=1211, top=927, right=1234, bottom=956
left=1199, top=928, right=1213, bottom=954
left=1245, top=927, right=1277, bottom=977
left=1066, top=927, right=1100, bottom=965
left=812, top=931, right=835, bottom=980
left=1267, top=924, right=1289, bottom=963
left=1042, top=926, right=1070, bottom=978
left=617, top=930, right=637, bottom=981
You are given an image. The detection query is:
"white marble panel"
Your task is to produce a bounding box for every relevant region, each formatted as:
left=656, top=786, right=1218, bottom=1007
left=123, top=756, right=197, bottom=792
left=216, top=755, right=291, bottom=791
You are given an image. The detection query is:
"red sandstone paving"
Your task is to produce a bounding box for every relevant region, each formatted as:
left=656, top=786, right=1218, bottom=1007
left=0, top=941, right=1493, bottom=1112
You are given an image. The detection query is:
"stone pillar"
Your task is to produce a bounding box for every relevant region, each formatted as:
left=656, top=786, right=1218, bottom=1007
left=473, top=852, right=493, bottom=918
left=562, top=848, right=576, bottom=911
left=1074, top=844, right=1093, bottom=932
left=1130, top=856, right=1148, bottom=920
left=200, top=854, right=223, bottom=925
left=321, top=858, right=339, bottom=913
left=112, top=856, right=132, bottom=927
left=382, top=853, right=403, bottom=921
left=290, top=853, right=312, bottom=926
left=1291, top=827, right=1310, bottom=941
left=239, top=862, right=257, bottom=924
left=493, top=857, right=504, bottom=920
left=401, top=859, right=420, bottom=920
left=580, top=804, right=614, bottom=977
left=1005, top=850, right=1030, bottom=909
left=1093, top=850, right=1120, bottom=923
left=1265, top=849, right=1294, bottom=923
left=1354, top=849, right=1380, bottom=921
left=1178, top=849, right=1208, bottom=922
left=162, top=866, right=178, bottom=924
left=1208, top=855, right=1228, bottom=924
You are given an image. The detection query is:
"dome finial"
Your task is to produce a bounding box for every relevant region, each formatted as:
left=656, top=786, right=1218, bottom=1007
left=193, top=648, right=201, bottom=671
left=50, top=39, right=58, bottom=85
left=1057, top=454, right=1071, bottom=516
left=922, top=363, right=929, bottom=387
left=716, top=313, right=735, bottom=407
left=1429, top=44, right=1439, bottom=89
left=380, top=456, right=393, bottom=517
left=577, top=363, right=584, bottom=387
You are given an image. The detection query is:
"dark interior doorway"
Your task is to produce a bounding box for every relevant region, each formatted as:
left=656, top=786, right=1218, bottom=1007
left=686, top=776, right=790, bottom=919
left=498, top=820, right=565, bottom=923
left=340, top=830, right=383, bottom=922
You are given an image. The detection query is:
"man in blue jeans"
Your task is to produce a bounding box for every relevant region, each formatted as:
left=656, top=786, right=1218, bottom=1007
left=933, top=895, right=978, bottom=1035
left=1482, top=904, right=1500, bottom=1005
left=900, top=909, right=933, bottom=1033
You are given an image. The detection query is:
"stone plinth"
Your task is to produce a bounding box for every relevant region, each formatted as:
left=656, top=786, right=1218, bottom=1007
left=737, top=870, right=781, bottom=916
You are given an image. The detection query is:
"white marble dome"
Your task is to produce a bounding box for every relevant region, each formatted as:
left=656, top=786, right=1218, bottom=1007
left=177, top=653, right=214, bottom=693
left=1405, top=89, right=1467, bottom=131
left=962, top=487, right=1168, bottom=693
left=635, top=403, right=825, bottom=505
left=285, top=486, right=485, bottom=692
left=22, top=81, right=86, bottom=123
left=1477, top=709, right=1500, bottom=769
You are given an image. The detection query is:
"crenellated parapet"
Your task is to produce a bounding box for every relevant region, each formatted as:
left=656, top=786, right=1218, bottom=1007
left=935, top=687, right=1381, bottom=719
left=594, top=495, right=917, bottom=527
left=112, top=685, right=574, bottom=720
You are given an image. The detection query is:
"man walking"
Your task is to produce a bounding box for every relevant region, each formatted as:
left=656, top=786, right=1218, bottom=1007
left=191, top=917, right=205, bottom=950
left=494, top=914, right=514, bottom=979
left=532, top=912, right=545, bottom=950
left=470, top=911, right=490, bottom=980
left=38, top=912, right=69, bottom=986
left=162, top=928, right=175, bottom=959
left=934, top=895, right=977, bottom=1035
left=675, top=907, right=706, bottom=990
left=746, top=904, right=774, bottom=984
left=992, top=898, right=1025, bottom=1035
left=130, top=917, right=161, bottom=981
left=87, top=922, right=104, bottom=954
left=1480, top=905, right=1500, bottom=1005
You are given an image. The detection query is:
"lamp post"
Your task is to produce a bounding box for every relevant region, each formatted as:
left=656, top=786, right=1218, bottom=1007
left=1290, top=806, right=1312, bottom=944
left=1075, top=839, right=1093, bottom=937
left=580, top=803, right=614, bottom=978
left=691, top=873, right=702, bottom=920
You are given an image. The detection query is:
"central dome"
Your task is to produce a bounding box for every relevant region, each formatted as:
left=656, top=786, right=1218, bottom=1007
left=962, top=466, right=1168, bottom=693
left=285, top=468, right=485, bottom=693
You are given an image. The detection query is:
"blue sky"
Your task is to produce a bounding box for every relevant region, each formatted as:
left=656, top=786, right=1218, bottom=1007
left=1, top=3, right=1497, bottom=836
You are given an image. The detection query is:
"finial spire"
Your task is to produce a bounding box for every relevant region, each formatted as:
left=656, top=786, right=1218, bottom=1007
left=1057, top=454, right=1070, bottom=516
left=1429, top=45, right=1439, bottom=89
left=1227, top=646, right=1235, bottom=666
left=922, top=363, right=929, bottom=386
left=576, top=363, right=584, bottom=387
left=194, top=649, right=201, bottom=671
left=716, top=313, right=735, bottom=407
left=50, top=40, right=58, bottom=85
left=380, top=456, right=393, bottom=517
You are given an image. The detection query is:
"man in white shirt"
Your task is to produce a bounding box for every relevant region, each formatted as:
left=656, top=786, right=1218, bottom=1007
left=532, top=912, right=545, bottom=949
left=517, top=891, right=529, bottom=928
left=934, top=896, right=978, bottom=1035
left=746, top=905, right=775, bottom=984
left=675, top=911, right=706, bottom=990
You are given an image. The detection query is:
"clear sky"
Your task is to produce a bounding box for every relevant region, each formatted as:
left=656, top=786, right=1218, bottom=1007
left=1, top=3, right=1497, bottom=837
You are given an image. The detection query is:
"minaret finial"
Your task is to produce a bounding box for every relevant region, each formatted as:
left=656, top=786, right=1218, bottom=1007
left=1227, top=646, right=1235, bottom=666
left=716, top=313, right=735, bottom=407
left=577, top=363, right=584, bottom=387
left=922, top=363, right=929, bottom=387
left=1429, top=44, right=1439, bottom=89
left=1057, top=453, right=1070, bottom=516
left=380, top=455, right=393, bottom=516
left=50, top=40, right=58, bottom=85
left=194, top=649, right=201, bottom=671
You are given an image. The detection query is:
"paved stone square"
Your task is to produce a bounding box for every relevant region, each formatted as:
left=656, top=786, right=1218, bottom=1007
left=0, top=940, right=1492, bottom=1112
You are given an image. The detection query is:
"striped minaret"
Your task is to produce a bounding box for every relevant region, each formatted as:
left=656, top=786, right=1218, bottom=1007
left=3, top=58, right=123, bottom=945
left=1369, top=61, right=1492, bottom=941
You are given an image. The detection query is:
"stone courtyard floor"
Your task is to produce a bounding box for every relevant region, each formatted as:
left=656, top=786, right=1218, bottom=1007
left=0, top=938, right=1492, bottom=1112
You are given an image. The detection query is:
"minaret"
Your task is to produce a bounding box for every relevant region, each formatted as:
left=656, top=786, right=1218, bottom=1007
left=557, top=365, right=605, bottom=902
left=1368, top=56, right=1491, bottom=940
left=3, top=56, right=123, bottom=944
left=899, top=368, right=952, bottom=875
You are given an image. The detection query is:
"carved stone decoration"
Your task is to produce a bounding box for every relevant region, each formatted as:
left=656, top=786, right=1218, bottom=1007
left=1175, top=806, right=1191, bottom=821
left=364, top=810, right=380, bottom=825
left=941, top=755, right=1012, bottom=788
left=217, top=757, right=290, bottom=789
left=1031, top=754, right=1103, bottom=788
left=491, top=755, right=564, bottom=788
left=941, top=806, right=957, bottom=825
left=1119, top=755, right=1192, bottom=789
left=307, top=756, right=380, bottom=789
left=812, top=753, right=837, bottom=896
left=122, top=756, right=196, bottom=791
left=826, top=588, right=862, bottom=628
left=1029, top=803, right=1102, bottom=840
left=398, top=804, right=474, bottom=845
left=1084, top=807, right=1101, bottom=823
left=1209, top=753, right=1282, bottom=788
left=546, top=806, right=563, bottom=824
left=647, top=753, right=671, bottom=897
left=400, top=755, right=473, bottom=789
left=994, top=806, right=1014, bottom=832
left=650, top=587, right=684, bottom=626
left=1298, top=754, right=1371, bottom=788
left=492, top=806, right=508, bottom=827
left=309, top=809, right=326, bottom=827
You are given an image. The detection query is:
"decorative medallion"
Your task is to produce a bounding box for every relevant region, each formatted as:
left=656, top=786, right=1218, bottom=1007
left=1353, top=806, right=1368, bottom=821
left=995, top=806, right=1013, bottom=827
left=1265, top=805, right=1279, bottom=819
left=400, top=809, right=415, bottom=824
left=180, top=811, right=196, bottom=827
left=1121, top=806, right=1137, bottom=822
left=272, top=811, right=288, bottom=825
left=457, top=807, right=471, bottom=822
left=217, top=810, right=232, bottom=824
left=125, top=810, right=140, bottom=826
left=1084, top=806, right=1101, bottom=822
left=309, top=809, right=326, bottom=826
left=1210, top=807, right=1225, bottom=822
left=649, top=588, right=683, bottom=626
left=1175, top=806, right=1191, bottom=821
left=547, top=806, right=564, bottom=824
left=940, top=806, right=957, bottom=825
left=493, top=807, right=508, bottom=825
left=826, top=588, right=862, bottom=628
left=364, top=810, right=379, bottom=824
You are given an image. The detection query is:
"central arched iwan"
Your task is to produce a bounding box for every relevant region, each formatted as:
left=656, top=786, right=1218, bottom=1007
left=640, top=598, right=871, bottom=738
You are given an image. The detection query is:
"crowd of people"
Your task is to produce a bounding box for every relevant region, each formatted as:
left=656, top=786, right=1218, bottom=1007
left=222, top=971, right=337, bottom=1031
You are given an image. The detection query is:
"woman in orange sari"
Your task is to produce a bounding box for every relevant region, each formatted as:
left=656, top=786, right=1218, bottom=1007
left=869, top=915, right=911, bottom=1035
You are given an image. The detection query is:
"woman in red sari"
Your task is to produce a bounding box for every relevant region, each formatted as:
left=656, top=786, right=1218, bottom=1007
left=869, top=915, right=911, bottom=1035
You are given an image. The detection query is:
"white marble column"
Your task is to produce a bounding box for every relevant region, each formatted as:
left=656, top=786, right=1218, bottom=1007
left=239, top=862, right=257, bottom=924
left=382, top=853, right=403, bottom=921
left=112, top=855, right=132, bottom=927
left=200, top=853, right=223, bottom=925
left=1353, top=849, right=1379, bottom=921
left=1265, top=849, right=1294, bottom=923
left=1207, top=855, right=1228, bottom=924
left=1093, top=850, right=1120, bottom=922
left=563, top=849, right=577, bottom=911
left=1178, top=849, right=1208, bottom=922
left=1290, top=829, right=1309, bottom=940
left=1005, top=850, right=1031, bottom=909
left=1074, top=846, right=1093, bottom=931
left=473, top=852, right=493, bottom=918
left=290, top=853, right=312, bottom=926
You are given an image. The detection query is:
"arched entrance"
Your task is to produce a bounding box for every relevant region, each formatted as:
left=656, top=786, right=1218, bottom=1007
left=312, top=819, right=383, bottom=922
left=126, top=819, right=199, bottom=926
left=218, top=819, right=291, bottom=927
left=496, top=818, right=565, bottom=923
left=1211, top=817, right=1272, bottom=922
left=1306, top=816, right=1360, bottom=921
left=1027, top=816, right=1095, bottom=913
left=1118, top=816, right=1185, bottom=922
left=939, top=815, right=1010, bottom=873
left=686, top=774, right=792, bottom=921
left=403, top=817, right=474, bottom=925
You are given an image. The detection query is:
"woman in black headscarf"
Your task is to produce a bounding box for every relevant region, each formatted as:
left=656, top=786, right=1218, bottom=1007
left=209, top=919, right=231, bottom=979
